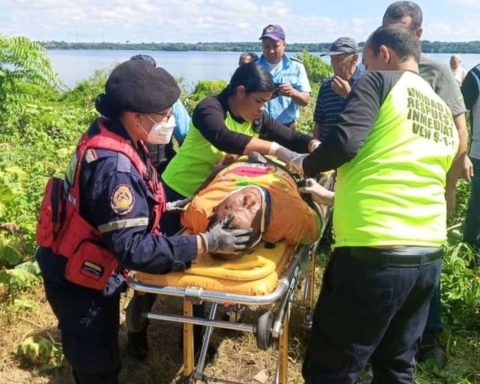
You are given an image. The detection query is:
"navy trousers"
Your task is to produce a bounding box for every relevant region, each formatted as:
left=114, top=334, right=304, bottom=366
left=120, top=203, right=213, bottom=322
left=302, top=247, right=441, bottom=384
left=463, top=158, right=480, bottom=246
left=37, top=247, right=120, bottom=384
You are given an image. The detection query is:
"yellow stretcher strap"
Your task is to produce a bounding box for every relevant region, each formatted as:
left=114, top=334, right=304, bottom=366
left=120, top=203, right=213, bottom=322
left=132, top=241, right=296, bottom=296
left=185, top=241, right=288, bottom=281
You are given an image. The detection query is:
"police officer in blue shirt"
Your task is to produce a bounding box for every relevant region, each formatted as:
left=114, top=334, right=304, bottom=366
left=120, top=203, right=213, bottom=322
left=257, top=24, right=312, bottom=131
left=36, top=59, right=253, bottom=384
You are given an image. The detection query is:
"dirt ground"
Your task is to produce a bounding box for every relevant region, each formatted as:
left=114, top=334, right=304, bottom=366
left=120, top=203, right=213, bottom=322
left=0, top=286, right=309, bottom=384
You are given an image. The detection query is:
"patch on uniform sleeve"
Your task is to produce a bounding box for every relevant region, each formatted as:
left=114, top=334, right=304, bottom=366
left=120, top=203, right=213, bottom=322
left=110, top=184, right=135, bottom=216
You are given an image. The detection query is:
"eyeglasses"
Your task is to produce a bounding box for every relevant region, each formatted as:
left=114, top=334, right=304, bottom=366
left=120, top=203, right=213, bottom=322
left=146, top=108, right=174, bottom=124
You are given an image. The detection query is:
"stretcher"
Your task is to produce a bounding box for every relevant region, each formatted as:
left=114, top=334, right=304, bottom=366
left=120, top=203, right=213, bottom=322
left=126, top=173, right=334, bottom=384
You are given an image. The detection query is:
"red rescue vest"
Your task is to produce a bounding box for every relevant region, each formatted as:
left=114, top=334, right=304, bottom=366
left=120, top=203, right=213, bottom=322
left=36, top=119, right=165, bottom=290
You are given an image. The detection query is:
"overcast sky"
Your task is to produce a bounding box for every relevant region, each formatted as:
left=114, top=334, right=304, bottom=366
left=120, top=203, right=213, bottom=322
left=1, top=0, right=479, bottom=44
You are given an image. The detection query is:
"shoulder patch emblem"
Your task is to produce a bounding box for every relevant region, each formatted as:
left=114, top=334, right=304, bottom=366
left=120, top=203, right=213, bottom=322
left=110, top=184, right=135, bottom=216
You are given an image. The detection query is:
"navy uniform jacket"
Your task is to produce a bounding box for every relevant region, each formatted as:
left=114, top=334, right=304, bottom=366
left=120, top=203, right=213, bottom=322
left=38, top=119, right=197, bottom=288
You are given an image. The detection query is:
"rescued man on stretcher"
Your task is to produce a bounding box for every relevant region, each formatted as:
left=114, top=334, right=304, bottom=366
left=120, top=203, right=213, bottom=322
left=179, top=152, right=323, bottom=258
left=130, top=152, right=330, bottom=290
left=127, top=152, right=332, bottom=360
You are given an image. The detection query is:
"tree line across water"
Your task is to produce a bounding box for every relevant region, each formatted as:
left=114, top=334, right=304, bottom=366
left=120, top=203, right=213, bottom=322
left=39, top=40, right=480, bottom=53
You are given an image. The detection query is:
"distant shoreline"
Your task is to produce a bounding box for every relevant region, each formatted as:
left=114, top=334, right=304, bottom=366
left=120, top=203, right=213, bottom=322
left=39, top=40, right=480, bottom=54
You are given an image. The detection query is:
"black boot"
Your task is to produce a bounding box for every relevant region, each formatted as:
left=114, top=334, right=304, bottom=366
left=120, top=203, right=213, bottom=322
left=417, top=338, right=447, bottom=368
left=127, top=328, right=148, bottom=361
left=73, top=369, right=119, bottom=384
left=125, top=293, right=155, bottom=361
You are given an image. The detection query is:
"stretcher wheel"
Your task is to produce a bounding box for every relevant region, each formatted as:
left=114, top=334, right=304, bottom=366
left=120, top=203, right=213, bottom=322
left=256, top=311, right=273, bottom=350
left=125, top=294, right=150, bottom=332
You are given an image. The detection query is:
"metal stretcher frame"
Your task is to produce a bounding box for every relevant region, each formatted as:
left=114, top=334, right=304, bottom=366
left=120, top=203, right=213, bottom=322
left=126, top=172, right=335, bottom=384
left=127, top=240, right=318, bottom=384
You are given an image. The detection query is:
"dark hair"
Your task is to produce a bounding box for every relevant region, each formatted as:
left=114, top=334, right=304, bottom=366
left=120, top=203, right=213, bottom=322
left=95, top=93, right=122, bottom=119
left=239, top=52, right=259, bottom=65
left=383, top=1, right=423, bottom=32
left=246, top=52, right=259, bottom=62
left=130, top=54, right=157, bottom=66
left=225, top=62, right=274, bottom=97
left=367, top=25, right=421, bottom=63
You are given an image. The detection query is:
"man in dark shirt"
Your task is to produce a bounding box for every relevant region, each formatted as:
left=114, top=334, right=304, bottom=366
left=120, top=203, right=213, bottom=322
left=301, top=24, right=458, bottom=384
left=382, top=1, right=472, bottom=367
left=461, top=64, right=480, bottom=249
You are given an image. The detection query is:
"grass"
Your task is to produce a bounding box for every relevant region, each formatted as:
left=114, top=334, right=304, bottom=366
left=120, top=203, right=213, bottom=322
left=1, top=251, right=478, bottom=384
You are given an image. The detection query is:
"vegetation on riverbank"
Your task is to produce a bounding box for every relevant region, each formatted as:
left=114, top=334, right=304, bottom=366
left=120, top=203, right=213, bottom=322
left=1, top=35, right=479, bottom=383
left=39, top=40, right=480, bottom=54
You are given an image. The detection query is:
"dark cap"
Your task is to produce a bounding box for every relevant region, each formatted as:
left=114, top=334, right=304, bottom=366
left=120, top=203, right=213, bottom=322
left=103, top=59, right=180, bottom=113
left=259, top=24, right=285, bottom=41
left=321, top=37, right=359, bottom=56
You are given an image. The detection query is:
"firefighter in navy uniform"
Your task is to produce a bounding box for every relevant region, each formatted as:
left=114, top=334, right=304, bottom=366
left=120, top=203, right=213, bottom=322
left=35, top=59, right=253, bottom=384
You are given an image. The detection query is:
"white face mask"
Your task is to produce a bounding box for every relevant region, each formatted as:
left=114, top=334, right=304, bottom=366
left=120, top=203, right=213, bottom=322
left=144, top=114, right=176, bottom=144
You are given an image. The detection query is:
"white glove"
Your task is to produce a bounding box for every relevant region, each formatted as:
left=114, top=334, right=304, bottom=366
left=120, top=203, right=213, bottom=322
left=269, top=142, right=300, bottom=164
left=165, top=197, right=193, bottom=213
left=298, top=178, right=335, bottom=206
left=288, top=154, right=308, bottom=177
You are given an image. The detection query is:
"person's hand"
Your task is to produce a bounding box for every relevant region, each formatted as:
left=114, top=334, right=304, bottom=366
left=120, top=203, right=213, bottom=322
left=220, top=153, right=240, bottom=166
left=288, top=154, right=308, bottom=177
left=445, top=182, right=457, bottom=216
left=277, top=83, right=296, bottom=97
left=461, top=154, right=474, bottom=182
left=200, top=216, right=253, bottom=255
left=165, top=197, right=193, bottom=213
left=299, top=178, right=335, bottom=206
left=331, top=76, right=351, bottom=98
left=270, top=142, right=301, bottom=165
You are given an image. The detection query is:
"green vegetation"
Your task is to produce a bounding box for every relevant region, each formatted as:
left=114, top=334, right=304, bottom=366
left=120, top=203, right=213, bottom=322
left=295, top=51, right=332, bottom=85
left=39, top=40, right=335, bottom=52
left=294, top=52, right=332, bottom=135
left=0, top=36, right=479, bottom=383
left=38, top=40, right=480, bottom=53
left=183, top=79, right=228, bottom=114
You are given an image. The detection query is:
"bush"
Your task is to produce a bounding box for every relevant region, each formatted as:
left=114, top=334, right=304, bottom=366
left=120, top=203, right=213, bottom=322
left=295, top=50, right=332, bottom=85
left=0, top=36, right=61, bottom=134
left=0, top=38, right=103, bottom=275
left=183, top=79, right=228, bottom=113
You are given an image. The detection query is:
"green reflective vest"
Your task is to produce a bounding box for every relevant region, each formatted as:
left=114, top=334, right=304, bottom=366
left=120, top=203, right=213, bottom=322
left=334, top=71, right=459, bottom=247
left=162, top=112, right=258, bottom=197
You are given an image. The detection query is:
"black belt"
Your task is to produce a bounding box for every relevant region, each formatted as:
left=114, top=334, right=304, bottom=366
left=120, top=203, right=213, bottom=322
left=348, top=246, right=443, bottom=267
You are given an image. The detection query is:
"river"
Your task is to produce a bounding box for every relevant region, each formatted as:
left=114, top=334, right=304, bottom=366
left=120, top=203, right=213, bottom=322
left=46, top=50, right=480, bottom=90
